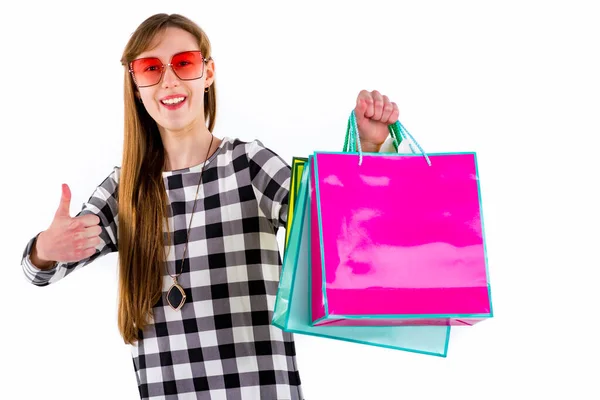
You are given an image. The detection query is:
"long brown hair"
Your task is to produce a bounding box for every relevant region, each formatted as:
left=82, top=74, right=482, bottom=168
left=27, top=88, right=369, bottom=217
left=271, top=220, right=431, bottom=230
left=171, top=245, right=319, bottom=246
left=117, top=13, right=217, bottom=345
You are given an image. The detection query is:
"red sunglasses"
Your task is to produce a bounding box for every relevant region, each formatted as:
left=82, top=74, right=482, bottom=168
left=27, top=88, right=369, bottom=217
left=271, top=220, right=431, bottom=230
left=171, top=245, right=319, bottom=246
left=129, top=50, right=210, bottom=88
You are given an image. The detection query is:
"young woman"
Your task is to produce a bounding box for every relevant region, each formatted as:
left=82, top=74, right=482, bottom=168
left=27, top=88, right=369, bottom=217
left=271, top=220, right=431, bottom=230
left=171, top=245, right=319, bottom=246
left=21, top=13, right=401, bottom=400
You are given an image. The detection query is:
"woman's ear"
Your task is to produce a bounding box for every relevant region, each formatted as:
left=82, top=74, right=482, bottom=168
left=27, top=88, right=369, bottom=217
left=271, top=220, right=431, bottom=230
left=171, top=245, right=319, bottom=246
left=205, top=58, right=215, bottom=87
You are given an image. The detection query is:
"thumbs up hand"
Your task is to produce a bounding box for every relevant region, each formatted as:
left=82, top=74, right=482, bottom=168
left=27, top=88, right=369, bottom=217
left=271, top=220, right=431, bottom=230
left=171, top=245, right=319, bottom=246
left=35, top=184, right=103, bottom=263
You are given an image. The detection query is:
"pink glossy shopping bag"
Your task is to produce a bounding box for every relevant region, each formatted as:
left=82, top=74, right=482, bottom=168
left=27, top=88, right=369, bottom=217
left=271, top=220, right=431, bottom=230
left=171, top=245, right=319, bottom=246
left=310, top=114, right=493, bottom=327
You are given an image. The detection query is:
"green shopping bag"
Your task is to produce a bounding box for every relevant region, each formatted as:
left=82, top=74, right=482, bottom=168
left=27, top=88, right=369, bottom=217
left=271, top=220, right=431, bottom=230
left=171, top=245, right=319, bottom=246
left=273, top=157, right=451, bottom=357
left=284, top=157, right=308, bottom=251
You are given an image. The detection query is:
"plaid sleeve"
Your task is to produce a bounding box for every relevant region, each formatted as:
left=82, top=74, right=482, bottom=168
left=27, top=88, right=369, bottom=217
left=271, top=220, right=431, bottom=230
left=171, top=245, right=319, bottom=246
left=21, top=167, right=120, bottom=287
left=246, top=140, right=291, bottom=232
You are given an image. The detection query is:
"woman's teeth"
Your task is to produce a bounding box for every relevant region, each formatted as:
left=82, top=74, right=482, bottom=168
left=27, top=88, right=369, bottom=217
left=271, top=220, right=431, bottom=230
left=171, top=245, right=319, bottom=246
left=161, top=97, right=185, bottom=105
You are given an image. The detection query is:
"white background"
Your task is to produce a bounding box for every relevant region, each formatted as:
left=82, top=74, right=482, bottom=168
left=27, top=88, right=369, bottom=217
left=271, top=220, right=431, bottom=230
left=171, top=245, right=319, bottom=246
left=1, top=1, right=599, bottom=399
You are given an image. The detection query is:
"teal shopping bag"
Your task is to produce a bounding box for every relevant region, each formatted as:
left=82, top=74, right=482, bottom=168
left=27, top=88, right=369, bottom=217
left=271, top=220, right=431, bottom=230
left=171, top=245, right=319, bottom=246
left=272, top=157, right=451, bottom=357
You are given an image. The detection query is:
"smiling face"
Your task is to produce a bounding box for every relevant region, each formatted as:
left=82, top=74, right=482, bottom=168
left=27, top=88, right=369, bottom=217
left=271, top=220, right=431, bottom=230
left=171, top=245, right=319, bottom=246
left=131, top=27, right=215, bottom=134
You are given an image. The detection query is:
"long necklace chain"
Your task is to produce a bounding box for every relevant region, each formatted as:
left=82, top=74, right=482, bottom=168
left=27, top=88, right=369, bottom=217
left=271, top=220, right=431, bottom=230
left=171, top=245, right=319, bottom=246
left=165, top=135, right=214, bottom=311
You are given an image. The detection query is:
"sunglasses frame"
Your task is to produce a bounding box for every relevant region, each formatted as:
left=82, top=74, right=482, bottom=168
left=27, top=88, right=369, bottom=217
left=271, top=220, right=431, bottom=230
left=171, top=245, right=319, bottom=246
left=129, top=50, right=211, bottom=88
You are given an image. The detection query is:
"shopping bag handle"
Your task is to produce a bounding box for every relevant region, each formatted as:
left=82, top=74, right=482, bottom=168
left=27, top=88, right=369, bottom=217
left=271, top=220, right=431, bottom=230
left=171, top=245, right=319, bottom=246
left=343, top=110, right=431, bottom=166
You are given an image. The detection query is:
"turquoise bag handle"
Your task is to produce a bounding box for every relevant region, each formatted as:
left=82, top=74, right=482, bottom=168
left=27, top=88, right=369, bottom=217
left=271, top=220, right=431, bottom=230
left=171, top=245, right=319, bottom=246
left=344, top=110, right=431, bottom=166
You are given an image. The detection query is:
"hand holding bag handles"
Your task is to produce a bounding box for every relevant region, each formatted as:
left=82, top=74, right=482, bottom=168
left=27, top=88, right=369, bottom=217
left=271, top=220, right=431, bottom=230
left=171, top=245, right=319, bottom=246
left=343, top=110, right=432, bottom=166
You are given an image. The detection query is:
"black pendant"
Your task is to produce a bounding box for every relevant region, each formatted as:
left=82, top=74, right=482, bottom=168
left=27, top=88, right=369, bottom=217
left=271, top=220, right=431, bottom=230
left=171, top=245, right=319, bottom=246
left=167, top=279, right=186, bottom=311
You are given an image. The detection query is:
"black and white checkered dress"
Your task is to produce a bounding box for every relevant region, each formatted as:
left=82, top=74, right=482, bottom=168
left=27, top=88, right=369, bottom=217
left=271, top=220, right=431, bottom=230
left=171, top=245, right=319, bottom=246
left=21, top=137, right=304, bottom=400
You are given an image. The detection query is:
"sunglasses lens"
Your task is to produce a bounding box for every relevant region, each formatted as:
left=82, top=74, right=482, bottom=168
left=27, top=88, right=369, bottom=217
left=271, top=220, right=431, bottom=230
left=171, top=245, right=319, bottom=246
left=171, top=51, right=204, bottom=80
left=131, top=58, right=163, bottom=87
